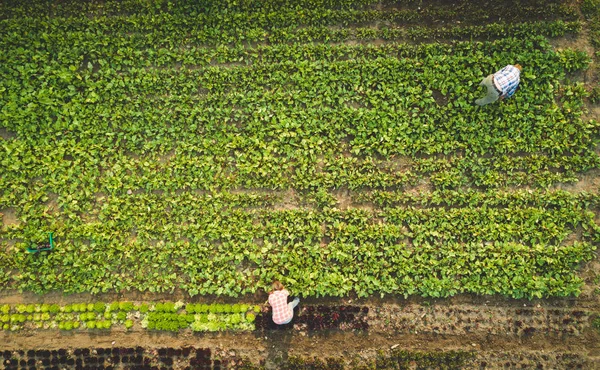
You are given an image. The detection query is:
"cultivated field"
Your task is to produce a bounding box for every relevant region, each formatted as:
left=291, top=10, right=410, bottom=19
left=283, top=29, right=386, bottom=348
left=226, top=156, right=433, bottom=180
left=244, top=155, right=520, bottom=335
left=1, top=0, right=600, bottom=368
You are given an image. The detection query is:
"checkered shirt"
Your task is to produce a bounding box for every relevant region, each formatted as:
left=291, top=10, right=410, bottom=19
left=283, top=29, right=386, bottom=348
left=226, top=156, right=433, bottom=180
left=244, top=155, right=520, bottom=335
left=493, top=65, right=520, bottom=98
left=269, top=289, right=292, bottom=324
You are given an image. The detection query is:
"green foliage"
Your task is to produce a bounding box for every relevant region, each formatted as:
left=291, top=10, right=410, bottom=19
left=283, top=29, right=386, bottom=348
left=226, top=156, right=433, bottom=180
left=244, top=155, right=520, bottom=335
left=0, top=301, right=259, bottom=333
left=59, top=321, right=74, bottom=331
left=81, top=312, right=96, bottom=321
left=119, top=302, right=134, bottom=311
left=190, top=310, right=251, bottom=332
left=558, top=49, right=592, bottom=71
left=3, top=300, right=260, bottom=333
left=146, top=312, right=189, bottom=332
left=581, top=0, right=600, bottom=19
left=97, top=320, right=112, bottom=329
left=0, top=0, right=597, bottom=302
left=590, top=86, right=600, bottom=104
left=592, top=317, right=600, bottom=331
left=124, top=319, right=134, bottom=329
left=185, top=304, right=196, bottom=314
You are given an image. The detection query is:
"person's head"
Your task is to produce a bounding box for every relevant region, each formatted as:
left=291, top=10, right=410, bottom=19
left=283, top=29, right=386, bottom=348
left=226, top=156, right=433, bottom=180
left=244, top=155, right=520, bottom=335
left=514, top=64, right=522, bottom=71
left=272, top=281, right=284, bottom=291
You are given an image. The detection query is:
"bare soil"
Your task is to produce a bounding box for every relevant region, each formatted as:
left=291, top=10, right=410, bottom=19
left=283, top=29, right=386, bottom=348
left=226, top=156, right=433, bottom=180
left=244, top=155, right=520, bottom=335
left=1, top=293, right=600, bottom=367
left=0, top=128, right=16, bottom=140
left=0, top=208, right=20, bottom=230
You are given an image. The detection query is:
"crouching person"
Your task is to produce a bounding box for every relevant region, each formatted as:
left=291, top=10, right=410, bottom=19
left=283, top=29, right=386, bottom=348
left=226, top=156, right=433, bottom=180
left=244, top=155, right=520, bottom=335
left=268, top=281, right=300, bottom=325
left=475, top=64, right=522, bottom=106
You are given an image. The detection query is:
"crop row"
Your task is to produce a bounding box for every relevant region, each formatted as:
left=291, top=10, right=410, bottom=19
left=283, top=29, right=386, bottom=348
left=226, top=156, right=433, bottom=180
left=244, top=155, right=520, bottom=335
left=0, top=301, right=260, bottom=333
left=0, top=345, right=474, bottom=370
left=0, top=23, right=583, bottom=73
left=0, top=0, right=577, bottom=26
left=354, top=188, right=600, bottom=207
left=2, top=188, right=599, bottom=298
left=1, top=201, right=597, bottom=297
left=0, top=21, right=582, bottom=64
left=0, top=301, right=373, bottom=334
left=2, top=142, right=596, bottom=202
left=283, top=349, right=592, bottom=370
left=256, top=304, right=369, bottom=331
left=5, top=299, right=593, bottom=337
left=1, top=346, right=593, bottom=370
left=0, top=0, right=579, bottom=74
left=370, top=304, right=594, bottom=337
left=584, top=0, right=600, bottom=46
left=1, top=38, right=596, bottom=202
left=1, top=346, right=217, bottom=370
left=5, top=186, right=597, bottom=234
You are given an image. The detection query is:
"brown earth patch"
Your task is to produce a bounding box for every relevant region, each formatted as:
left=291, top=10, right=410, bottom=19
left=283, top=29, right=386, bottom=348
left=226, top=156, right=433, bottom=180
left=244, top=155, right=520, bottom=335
left=43, top=193, right=60, bottom=214
left=585, top=104, right=600, bottom=122
left=272, top=189, right=299, bottom=211
left=403, top=179, right=433, bottom=196
left=0, top=128, right=16, bottom=140
left=345, top=100, right=369, bottom=109
left=381, top=156, right=414, bottom=172
left=332, top=188, right=353, bottom=210
left=432, top=88, right=449, bottom=106
left=561, top=226, right=584, bottom=246
left=580, top=259, right=600, bottom=299
left=553, top=168, right=600, bottom=193
left=158, top=149, right=176, bottom=164
left=0, top=208, right=21, bottom=230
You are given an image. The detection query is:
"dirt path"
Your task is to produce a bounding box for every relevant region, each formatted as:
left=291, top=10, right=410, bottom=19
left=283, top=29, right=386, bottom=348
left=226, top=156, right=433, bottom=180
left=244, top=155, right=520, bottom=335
left=2, top=329, right=599, bottom=368
left=2, top=289, right=600, bottom=309
left=2, top=292, right=599, bottom=367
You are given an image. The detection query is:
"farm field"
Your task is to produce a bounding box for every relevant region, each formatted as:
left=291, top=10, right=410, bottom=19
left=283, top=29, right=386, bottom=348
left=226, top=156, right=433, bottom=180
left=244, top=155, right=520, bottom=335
left=1, top=0, right=600, bottom=368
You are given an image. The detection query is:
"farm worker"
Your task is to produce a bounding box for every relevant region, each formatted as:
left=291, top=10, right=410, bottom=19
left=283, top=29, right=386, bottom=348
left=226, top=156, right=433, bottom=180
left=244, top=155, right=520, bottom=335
left=475, top=64, right=522, bottom=106
left=268, top=281, right=300, bottom=325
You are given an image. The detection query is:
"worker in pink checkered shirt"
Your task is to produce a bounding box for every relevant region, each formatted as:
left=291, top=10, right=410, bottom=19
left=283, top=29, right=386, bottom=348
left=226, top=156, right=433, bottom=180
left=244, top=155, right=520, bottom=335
left=268, top=281, right=300, bottom=325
